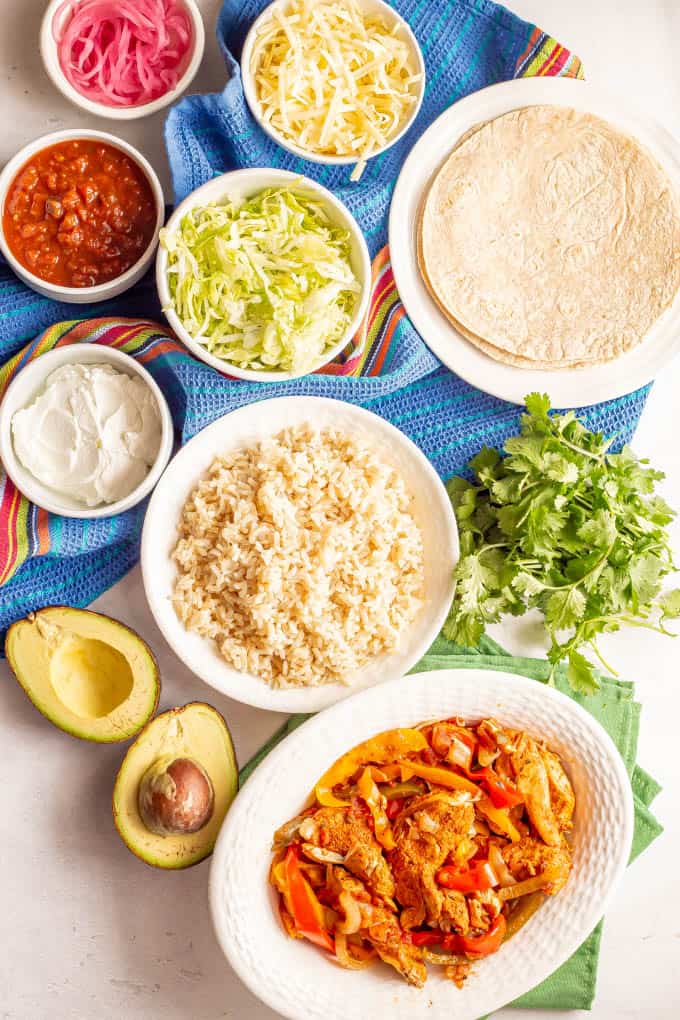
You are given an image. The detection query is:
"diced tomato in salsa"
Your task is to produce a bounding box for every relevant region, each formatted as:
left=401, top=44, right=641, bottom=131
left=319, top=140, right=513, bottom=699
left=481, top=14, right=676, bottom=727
left=2, top=139, right=157, bottom=288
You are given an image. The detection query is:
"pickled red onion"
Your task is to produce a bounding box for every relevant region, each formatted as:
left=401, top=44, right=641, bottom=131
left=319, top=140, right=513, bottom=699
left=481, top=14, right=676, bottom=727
left=53, top=0, right=193, bottom=107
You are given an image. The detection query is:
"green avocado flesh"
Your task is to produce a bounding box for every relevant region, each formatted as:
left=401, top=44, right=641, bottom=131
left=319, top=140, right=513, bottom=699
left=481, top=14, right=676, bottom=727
left=112, top=702, right=238, bottom=869
left=5, top=606, right=160, bottom=742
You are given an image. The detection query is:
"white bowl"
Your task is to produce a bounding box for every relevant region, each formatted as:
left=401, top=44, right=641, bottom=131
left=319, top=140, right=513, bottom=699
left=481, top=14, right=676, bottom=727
left=0, top=129, right=164, bottom=303
left=141, top=396, right=459, bottom=712
left=0, top=344, right=174, bottom=519
left=40, top=0, right=206, bottom=121
left=241, top=0, right=426, bottom=169
left=210, top=667, right=634, bottom=1020
left=156, top=168, right=372, bottom=381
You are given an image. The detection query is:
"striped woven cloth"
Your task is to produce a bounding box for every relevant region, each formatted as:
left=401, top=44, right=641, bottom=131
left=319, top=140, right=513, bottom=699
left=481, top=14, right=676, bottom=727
left=0, top=0, right=649, bottom=639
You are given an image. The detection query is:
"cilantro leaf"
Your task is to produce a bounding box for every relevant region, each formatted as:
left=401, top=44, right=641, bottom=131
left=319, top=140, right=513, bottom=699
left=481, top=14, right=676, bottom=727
left=545, top=587, right=587, bottom=630
left=566, top=650, right=601, bottom=695
left=577, top=510, right=617, bottom=550
left=444, top=393, right=678, bottom=694
left=469, top=446, right=500, bottom=478
left=660, top=589, right=680, bottom=620
left=524, top=392, right=552, bottom=418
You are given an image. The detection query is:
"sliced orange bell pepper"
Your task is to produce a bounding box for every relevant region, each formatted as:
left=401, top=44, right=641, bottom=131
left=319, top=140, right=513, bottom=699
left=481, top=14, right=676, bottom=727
left=397, top=760, right=480, bottom=797
left=477, top=796, right=521, bottom=842
left=357, top=766, right=395, bottom=849
left=284, top=846, right=334, bottom=952
left=315, top=729, right=428, bottom=807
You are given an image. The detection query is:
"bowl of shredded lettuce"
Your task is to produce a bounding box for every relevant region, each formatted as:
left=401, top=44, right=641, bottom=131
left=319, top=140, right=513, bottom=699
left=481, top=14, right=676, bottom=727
left=157, top=169, right=371, bottom=380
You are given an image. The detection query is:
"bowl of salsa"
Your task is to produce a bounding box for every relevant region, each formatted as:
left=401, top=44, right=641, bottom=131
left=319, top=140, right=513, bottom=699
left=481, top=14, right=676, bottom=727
left=0, top=130, right=163, bottom=303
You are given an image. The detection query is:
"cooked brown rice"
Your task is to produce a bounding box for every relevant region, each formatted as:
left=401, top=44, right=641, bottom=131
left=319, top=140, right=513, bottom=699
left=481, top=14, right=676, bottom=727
left=171, top=424, right=424, bottom=688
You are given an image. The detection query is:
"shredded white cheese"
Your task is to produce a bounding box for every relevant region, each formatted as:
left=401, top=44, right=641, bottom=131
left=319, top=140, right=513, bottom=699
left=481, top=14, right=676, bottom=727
left=250, top=0, right=422, bottom=169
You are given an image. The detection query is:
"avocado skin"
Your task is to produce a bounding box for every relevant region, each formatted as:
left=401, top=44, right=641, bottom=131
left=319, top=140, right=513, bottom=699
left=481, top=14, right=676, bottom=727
left=5, top=605, right=161, bottom=743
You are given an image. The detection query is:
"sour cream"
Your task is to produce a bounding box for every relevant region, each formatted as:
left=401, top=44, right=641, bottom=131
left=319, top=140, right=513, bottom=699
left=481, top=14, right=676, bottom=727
left=12, top=363, right=162, bottom=507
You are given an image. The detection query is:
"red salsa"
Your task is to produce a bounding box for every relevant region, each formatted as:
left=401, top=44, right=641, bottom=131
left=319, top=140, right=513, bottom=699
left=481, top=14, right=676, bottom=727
left=2, top=139, right=157, bottom=288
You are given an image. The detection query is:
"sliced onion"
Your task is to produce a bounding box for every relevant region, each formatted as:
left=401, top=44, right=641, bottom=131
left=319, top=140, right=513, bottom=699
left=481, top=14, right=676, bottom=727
left=421, top=948, right=466, bottom=966
left=488, top=843, right=516, bottom=888
left=335, top=891, right=363, bottom=935
left=417, top=812, right=439, bottom=834
left=301, top=843, right=345, bottom=865
left=298, top=817, right=317, bottom=840
left=498, top=870, right=560, bottom=902
left=272, top=815, right=306, bottom=849
left=446, top=735, right=474, bottom=770
left=430, top=723, right=452, bottom=757
left=334, top=932, right=376, bottom=970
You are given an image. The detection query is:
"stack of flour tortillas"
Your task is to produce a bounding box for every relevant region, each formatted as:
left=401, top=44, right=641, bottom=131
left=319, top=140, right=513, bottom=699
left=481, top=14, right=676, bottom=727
left=418, top=105, right=680, bottom=370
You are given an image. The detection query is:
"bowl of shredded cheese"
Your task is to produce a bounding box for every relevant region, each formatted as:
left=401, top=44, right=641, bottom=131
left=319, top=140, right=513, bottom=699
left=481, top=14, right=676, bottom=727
left=241, top=0, right=426, bottom=180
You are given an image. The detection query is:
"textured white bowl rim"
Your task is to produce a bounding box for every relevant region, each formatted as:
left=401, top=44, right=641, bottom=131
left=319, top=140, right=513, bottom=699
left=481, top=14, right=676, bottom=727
left=389, top=76, right=680, bottom=408
left=39, top=0, right=206, bottom=120
left=209, top=667, right=635, bottom=1020
left=141, top=395, right=458, bottom=712
left=240, top=0, right=426, bottom=166
left=156, top=168, right=372, bottom=381
left=0, top=128, right=164, bottom=301
left=0, top=344, right=174, bottom=519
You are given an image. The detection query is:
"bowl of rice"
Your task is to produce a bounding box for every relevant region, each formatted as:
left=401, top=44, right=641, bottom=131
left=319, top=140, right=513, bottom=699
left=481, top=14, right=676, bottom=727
left=141, top=396, right=458, bottom=712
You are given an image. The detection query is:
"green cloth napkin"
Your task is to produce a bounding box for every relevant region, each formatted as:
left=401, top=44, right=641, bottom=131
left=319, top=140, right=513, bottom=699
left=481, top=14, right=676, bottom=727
left=240, top=633, right=663, bottom=1012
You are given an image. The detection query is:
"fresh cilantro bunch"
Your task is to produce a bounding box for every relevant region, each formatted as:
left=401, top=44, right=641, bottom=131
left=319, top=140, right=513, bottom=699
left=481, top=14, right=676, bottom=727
left=444, top=393, right=680, bottom=693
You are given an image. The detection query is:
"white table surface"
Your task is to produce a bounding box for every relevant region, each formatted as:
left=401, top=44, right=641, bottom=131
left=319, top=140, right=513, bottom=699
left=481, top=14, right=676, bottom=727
left=1, top=1, right=679, bottom=1017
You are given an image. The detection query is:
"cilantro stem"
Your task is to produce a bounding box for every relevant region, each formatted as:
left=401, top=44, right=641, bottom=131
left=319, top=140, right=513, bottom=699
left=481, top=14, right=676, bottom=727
left=553, top=436, right=606, bottom=462
left=579, top=613, right=677, bottom=639
left=588, top=640, right=619, bottom=677
left=538, top=540, right=615, bottom=592
left=619, top=616, right=677, bottom=638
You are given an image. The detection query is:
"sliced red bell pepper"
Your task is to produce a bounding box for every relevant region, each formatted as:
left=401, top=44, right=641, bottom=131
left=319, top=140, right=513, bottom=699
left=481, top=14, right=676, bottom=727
left=429, top=723, right=523, bottom=809
left=436, top=860, right=497, bottom=894
left=408, top=929, right=445, bottom=947
left=284, top=846, right=334, bottom=953
left=476, top=772, right=524, bottom=810
left=443, top=914, right=507, bottom=958
left=386, top=797, right=404, bottom=820
left=449, top=758, right=523, bottom=810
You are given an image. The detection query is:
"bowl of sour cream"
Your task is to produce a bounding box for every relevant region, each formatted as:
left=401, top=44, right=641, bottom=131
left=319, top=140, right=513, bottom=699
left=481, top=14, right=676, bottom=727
left=0, top=345, right=174, bottom=519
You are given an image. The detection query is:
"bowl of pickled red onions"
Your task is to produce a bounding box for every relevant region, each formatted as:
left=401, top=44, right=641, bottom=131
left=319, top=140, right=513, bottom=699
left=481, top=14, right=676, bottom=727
left=40, top=0, right=205, bottom=119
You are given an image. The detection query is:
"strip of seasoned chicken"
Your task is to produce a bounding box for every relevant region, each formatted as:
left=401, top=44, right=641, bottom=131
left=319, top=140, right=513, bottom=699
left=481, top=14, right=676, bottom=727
left=307, top=806, right=396, bottom=900
left=364, top=907, right=427, bottom=987
left=540, top=747, right=575, bottom=831
left=511, top=734, right=561, bottom=846
left=326, top=867, right=427, bottom=987
left=502, top=835, right=572, bottom=894
left=390, top=792, right=475, bottom=932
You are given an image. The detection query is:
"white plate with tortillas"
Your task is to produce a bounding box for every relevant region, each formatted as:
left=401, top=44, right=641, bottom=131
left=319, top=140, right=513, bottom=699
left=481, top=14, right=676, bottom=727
left=389, top=77, right=680, bottom=406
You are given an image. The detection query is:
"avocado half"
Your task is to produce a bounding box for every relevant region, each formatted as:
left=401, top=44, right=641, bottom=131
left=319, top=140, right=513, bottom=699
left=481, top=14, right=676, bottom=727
left=5, top=606, right=160, bottom=742
left=112, top=703, right=238, bottom=869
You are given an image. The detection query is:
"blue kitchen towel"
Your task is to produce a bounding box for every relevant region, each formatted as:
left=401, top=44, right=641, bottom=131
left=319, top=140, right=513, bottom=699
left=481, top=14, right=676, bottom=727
left=0, top=0, right=650, bottom=634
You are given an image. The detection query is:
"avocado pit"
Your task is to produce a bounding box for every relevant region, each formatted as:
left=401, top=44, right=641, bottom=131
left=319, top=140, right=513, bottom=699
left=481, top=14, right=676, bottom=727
left=113, top=702, right=238, bottom=868
left=138, top=756, right=215, bottom=836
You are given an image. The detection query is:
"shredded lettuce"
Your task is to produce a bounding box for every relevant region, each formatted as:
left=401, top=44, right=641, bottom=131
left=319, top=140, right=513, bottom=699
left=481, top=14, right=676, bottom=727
left=161, top=187, right=361, bottom=374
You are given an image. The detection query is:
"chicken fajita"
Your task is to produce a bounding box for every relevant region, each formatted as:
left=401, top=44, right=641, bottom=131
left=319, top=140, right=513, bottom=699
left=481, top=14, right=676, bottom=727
left=269, top=719, right=575, bottom=987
